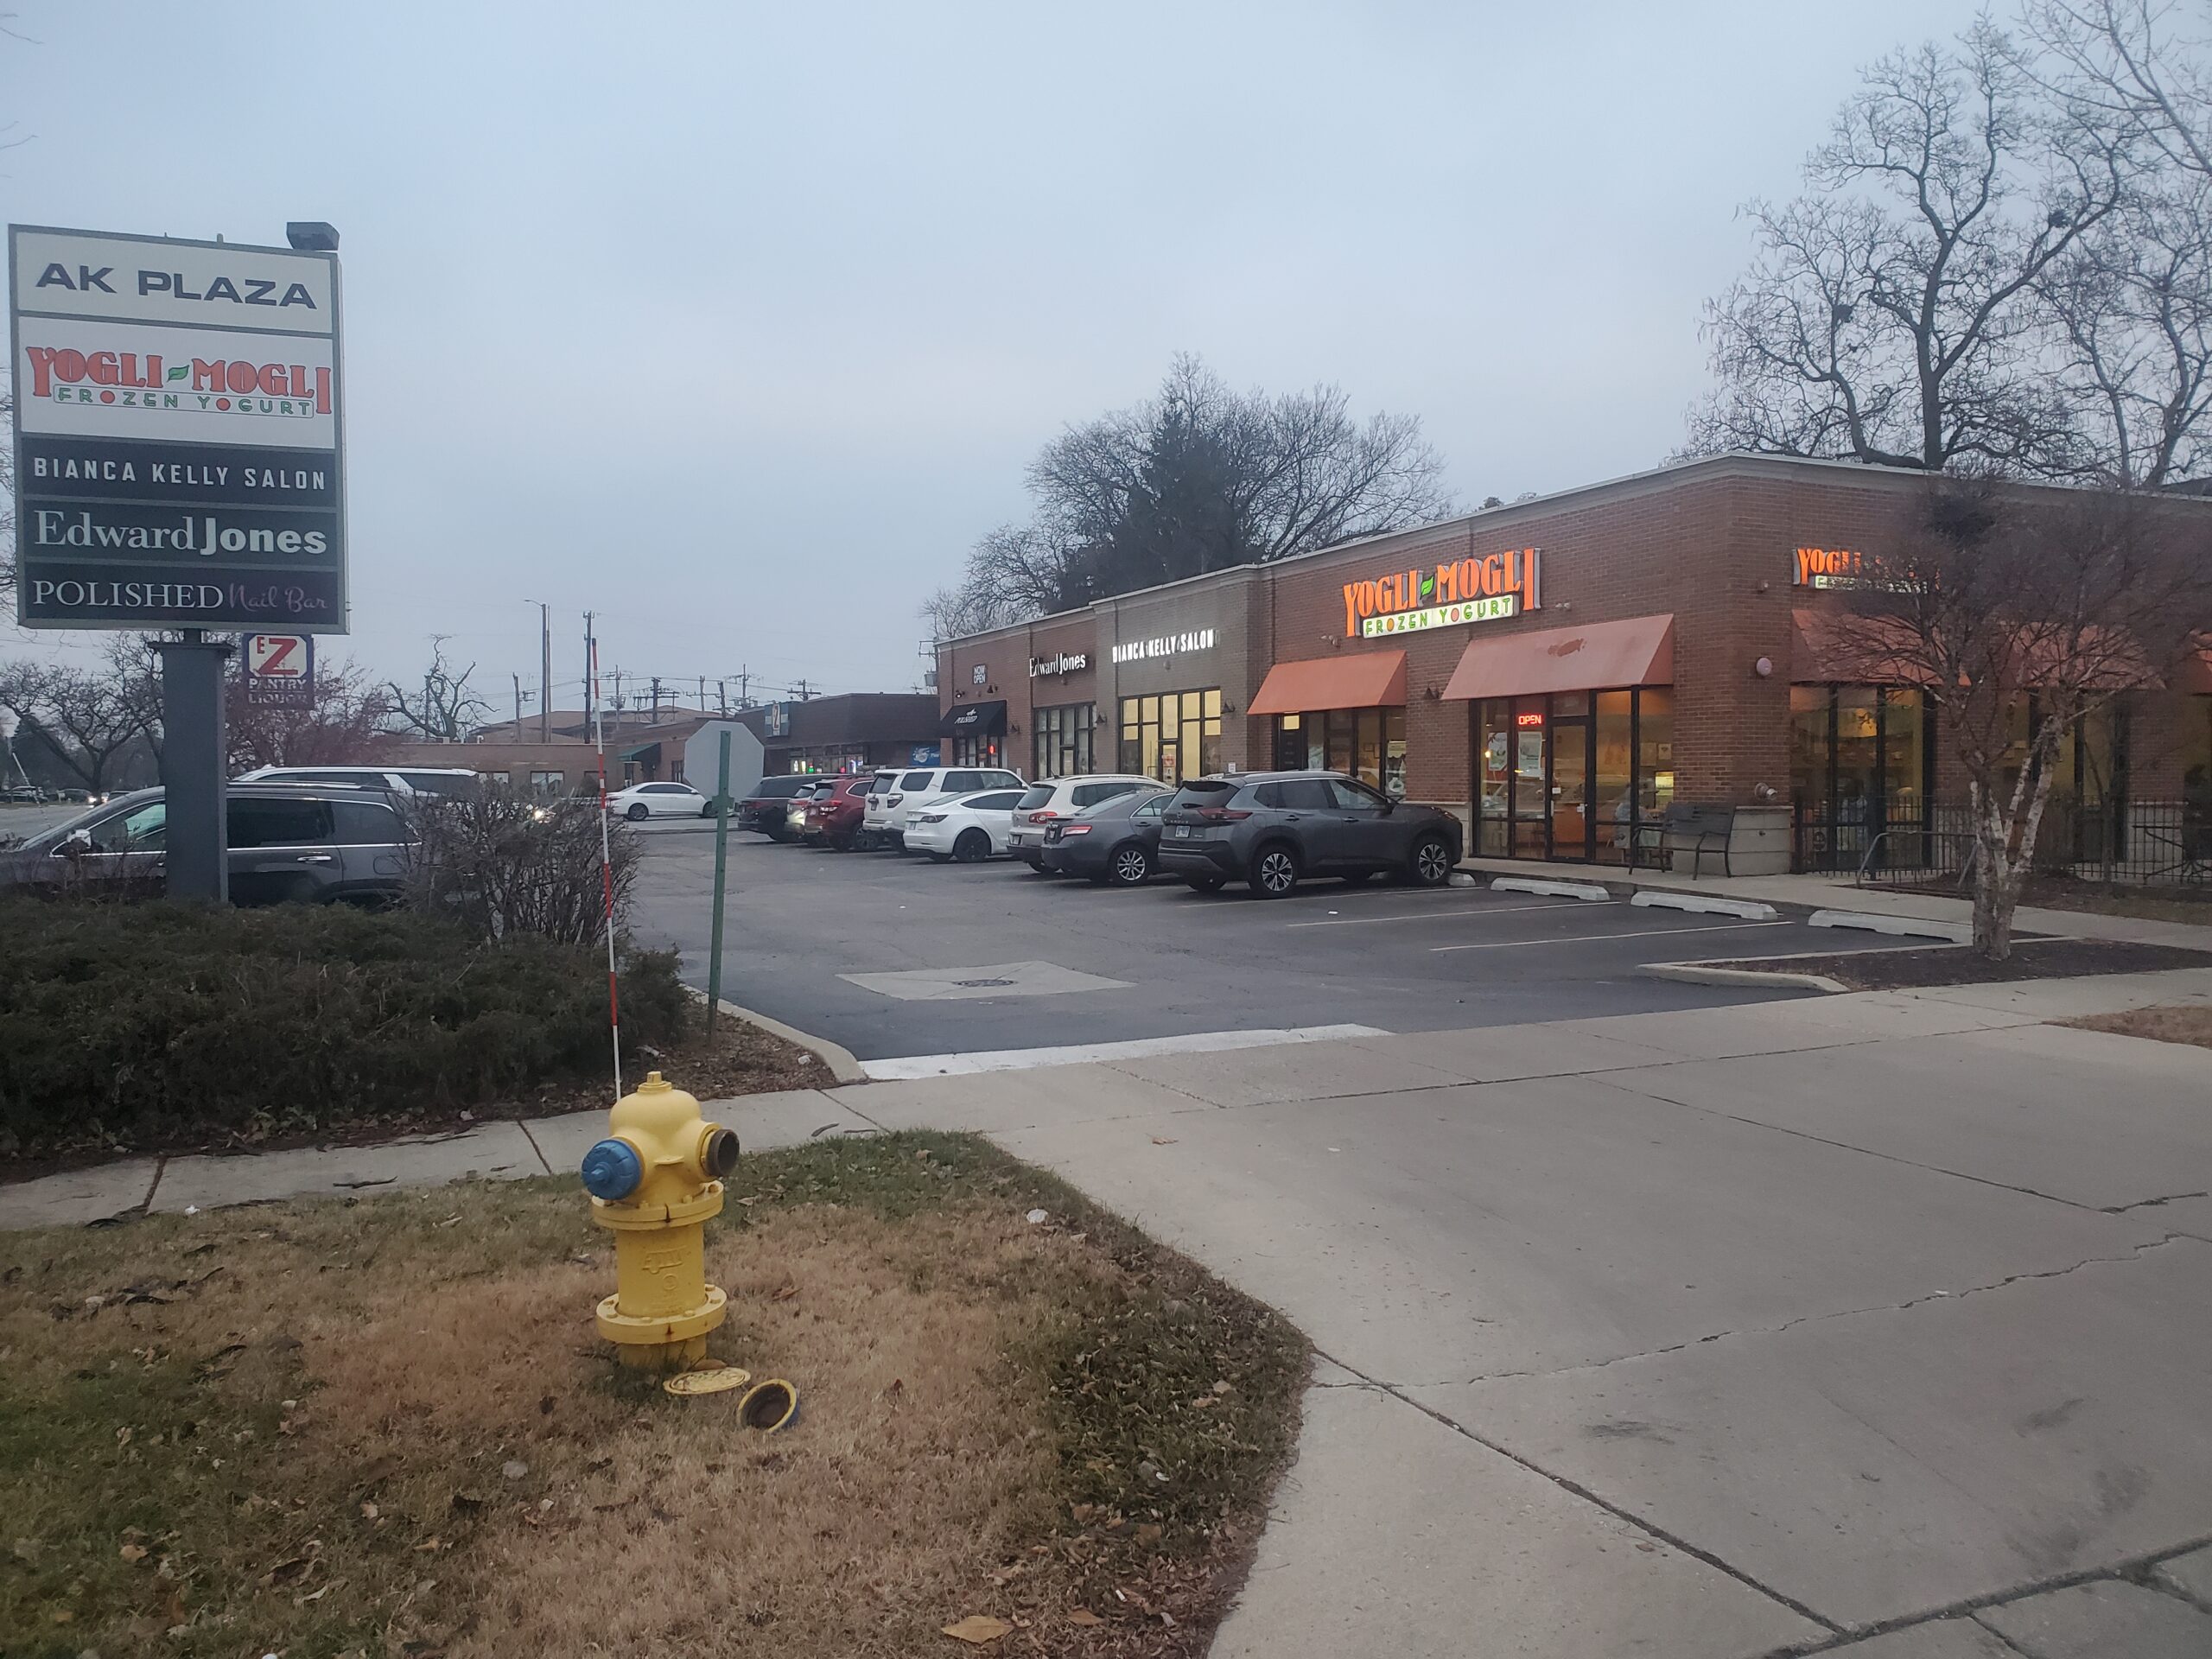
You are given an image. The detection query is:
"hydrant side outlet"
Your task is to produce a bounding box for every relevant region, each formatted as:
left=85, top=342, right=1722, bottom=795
left=585, top=1071, right=732, bottom=1372
left=580, top=1138, right=644, bottom=1201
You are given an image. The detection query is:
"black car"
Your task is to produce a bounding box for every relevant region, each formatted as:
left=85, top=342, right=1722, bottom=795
left=0, top=783, right=413, bottom=906
left=1039, top=789, right=1173, bottom=887
left=1157, top=770, right=1463, bottom=897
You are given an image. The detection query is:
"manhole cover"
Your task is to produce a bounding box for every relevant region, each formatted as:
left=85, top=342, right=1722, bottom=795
left=955, top=977, right=1015, bottom=988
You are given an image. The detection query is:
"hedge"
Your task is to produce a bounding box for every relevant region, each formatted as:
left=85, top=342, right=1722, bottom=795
left=0, top=898, right=687, bottom=1155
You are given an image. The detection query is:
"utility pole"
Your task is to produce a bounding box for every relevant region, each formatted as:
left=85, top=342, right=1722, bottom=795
left=717, top=678, right=728, bottom=716
left=512, top=671, right=524, bottom=733
left=696, top=675, right=705, bottom=715
left=797, top=677, right=812, bottom=702
left=582, top=612, right=596, bottom=737
left=737, top=667, right=749, bottom=709
left=649, top=675, right=662, bottom=719
left=537, top=601, right=552, bottom=742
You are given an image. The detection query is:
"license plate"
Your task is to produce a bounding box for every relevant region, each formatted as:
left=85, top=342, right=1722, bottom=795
left=1173, top=824, right=1191, bottom=839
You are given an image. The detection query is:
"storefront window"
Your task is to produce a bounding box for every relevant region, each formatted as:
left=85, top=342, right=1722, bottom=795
left=1478, top=688, right=1675, bottom=864
left=1119, top=689, right=1220, bottom=781
left=950, top=734, right=1005, bottom=767
left=1789, top=686, right=1831, bottom=810
left=1793, top=684, right=1937, bottom=870
left=1271, top=709, right=1407, bottom=793
left=1032, top=703, right=1094, bottom=779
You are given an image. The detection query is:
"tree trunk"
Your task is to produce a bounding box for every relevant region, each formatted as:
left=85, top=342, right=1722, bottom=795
left=1971, top=784, right=2017, bottom=959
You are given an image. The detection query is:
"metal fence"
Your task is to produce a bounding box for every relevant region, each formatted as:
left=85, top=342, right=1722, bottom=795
left=1794, top=798, right=2212, bottom=887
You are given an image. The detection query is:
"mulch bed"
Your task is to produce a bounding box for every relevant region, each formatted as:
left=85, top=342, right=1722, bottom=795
left=1707, top=936, right=2212, bottom=992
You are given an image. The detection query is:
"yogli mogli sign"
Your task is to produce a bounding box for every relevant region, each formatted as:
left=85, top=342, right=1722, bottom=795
left=10, top=225, right=347, bottom=632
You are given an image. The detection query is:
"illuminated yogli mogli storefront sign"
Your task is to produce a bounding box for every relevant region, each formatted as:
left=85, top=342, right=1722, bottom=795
left=1111, top=628, right=1215, bottom=664
left=1793, top=545, right=1914, bottom=593
left=1029, top=651, right=1089, bottom=677
left=1344, top=547, right=1541, bottom=639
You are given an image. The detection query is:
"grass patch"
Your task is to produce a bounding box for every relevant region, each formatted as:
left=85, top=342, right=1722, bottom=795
left=2060, top=1003, right=2212, bottom=1050
left=0, top=1132, right=1304, bottom=1657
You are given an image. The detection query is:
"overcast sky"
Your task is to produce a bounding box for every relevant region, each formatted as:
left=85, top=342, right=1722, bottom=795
left=6, top=0, right=1989, bottom=715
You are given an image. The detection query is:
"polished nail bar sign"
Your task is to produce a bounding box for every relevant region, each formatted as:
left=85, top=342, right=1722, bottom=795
left=10, top=224, right=347, bottom=632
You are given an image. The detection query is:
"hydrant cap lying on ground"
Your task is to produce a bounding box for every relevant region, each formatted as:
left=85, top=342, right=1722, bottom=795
left=580, top=1138, right=644, bottom=1201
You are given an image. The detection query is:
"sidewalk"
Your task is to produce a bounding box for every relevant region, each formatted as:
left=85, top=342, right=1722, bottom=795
left=1464, top=853, right=2212, bottom=950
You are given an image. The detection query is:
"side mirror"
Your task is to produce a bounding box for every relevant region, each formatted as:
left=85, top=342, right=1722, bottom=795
left=54, top=829, right=93, bottom=856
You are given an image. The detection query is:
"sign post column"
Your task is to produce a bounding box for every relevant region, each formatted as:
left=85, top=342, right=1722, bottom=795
left=157, top=632, right=232, bottom=902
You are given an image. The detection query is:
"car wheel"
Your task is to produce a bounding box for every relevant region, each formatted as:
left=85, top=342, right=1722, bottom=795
left=1184, top=874, right=1227, bottom=893
left=1109, top=842, right=1151, bottom=887
left=1408, top=833, right=1454, bottom=887
left=953, top=829, right=991, bottom=862
left=1248, top=843, right=1300, bottom=899
left=625, top=802, right=649, bottom=822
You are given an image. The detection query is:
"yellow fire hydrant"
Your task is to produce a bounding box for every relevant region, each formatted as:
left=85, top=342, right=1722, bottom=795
left=578, top=1072, right=740, bottom=1372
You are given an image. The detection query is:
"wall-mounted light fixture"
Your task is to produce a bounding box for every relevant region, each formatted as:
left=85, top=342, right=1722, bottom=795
left=1421, top=685, right=1443, bottom=702
left=1753, top=656, right=1775, bottom=678
left=1220, top=700, right=1238, bottom=716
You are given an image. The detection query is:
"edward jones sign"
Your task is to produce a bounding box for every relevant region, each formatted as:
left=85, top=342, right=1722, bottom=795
left=10, top=225, right=347, bottom=632
left=1344, top=547, right=1541, bottom=639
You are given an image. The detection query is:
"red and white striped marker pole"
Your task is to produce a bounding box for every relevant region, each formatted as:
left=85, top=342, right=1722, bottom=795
left=591, top=636, right=622, bottom=1099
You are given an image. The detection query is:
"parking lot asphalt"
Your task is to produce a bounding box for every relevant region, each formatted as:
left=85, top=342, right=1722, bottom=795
left=628, top=823, right=1899, bottom=1065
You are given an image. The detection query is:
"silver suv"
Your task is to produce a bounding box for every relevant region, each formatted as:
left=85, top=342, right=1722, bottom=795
left=1007, top=774, right=1168, bottom=868
left=0, top=783, right=414, bottom=906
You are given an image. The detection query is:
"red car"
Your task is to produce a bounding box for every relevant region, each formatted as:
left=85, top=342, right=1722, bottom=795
left=798, top=773, right=876, bottom=851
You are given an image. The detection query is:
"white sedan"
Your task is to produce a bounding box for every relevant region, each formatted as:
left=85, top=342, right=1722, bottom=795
left=902, top=788, right=1028, bottom=862
left=606, top=780, right=705, bottom=821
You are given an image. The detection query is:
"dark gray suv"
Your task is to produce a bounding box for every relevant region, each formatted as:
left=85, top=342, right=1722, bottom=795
left=1158, top=771, right=1463, bottom=897
left=0, top=783, right=412, bottom=906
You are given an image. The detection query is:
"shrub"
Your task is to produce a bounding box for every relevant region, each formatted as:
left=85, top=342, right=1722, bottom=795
left=0, top=897, right=687, bottom=1155
left=400, top=791, right=639, bottom=946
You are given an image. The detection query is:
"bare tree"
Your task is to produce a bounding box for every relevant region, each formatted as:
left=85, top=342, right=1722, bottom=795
left=1825, top=481, right=2209, bottom=957
left=930, top=355, right=1453, bottom=636
left=0, top=658, right=157, bottom=795
left=401, top=791, right=639, bottom=946
left=1691, top=22, right=2129, bottom=475
left=385, top=636, right=491, bottom=742
left=228, top=654, right=396, bottom=772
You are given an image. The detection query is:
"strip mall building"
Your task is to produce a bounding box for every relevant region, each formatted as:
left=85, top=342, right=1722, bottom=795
left=938, top=454, right=2212, bottom=873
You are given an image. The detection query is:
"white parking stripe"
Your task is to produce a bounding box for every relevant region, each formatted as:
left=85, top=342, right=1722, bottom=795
left=1428, top=920, right=1793, bottom=954
left=1287, top=900, right=1588, bottom=930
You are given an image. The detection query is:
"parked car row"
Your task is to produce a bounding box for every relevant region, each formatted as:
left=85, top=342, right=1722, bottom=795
left=733, top=763, right=1466, bottom=898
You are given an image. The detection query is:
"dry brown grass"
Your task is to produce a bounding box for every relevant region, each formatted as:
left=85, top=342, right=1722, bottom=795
left=2060, top=1003, right=2212, bottom=1050
left=0, top=1134, right=1304, bottom=1659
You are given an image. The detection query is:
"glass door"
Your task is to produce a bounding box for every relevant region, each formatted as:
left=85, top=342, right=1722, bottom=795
left=1552, top=707, right=1591, bottom=861
left=1510, top=701, right=1548, bottom=856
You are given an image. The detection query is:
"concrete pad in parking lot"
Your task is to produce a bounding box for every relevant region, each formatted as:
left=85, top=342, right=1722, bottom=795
left=1410, top=1240, right=2212, bottom=1630
left=1209, top=1382, right=1822, bottom=1659
left=1599, top=1022, right=2212, bottom=1212
left=991, top=1074, right=2157, bottom=1386
left=1582, top=992, right=2035, bottom=1060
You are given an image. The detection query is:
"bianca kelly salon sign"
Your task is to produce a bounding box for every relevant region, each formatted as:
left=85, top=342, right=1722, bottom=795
left=10, top=225, right=347, bottom=632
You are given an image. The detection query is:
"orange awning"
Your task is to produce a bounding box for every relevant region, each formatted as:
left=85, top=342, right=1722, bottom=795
left=1790, top=607, right=1935, bottom=684
left=1440, top=614, right=1674, bottom=702
left=1248, top=650, right=1407, bottom=716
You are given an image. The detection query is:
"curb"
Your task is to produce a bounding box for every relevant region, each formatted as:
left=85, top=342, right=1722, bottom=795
left=682, top=987, right=868, bottom=1086
left=1808, top=908, right=1972, bottom=944
left=1630, top=890, right=1779, bottom=921
left=1643, top=960, right=1850, bottom=994
left=1491, top=875, right=1612, bottom=902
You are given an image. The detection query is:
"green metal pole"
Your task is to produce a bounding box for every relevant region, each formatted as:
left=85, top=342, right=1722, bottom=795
left=705, top=729, right=732, bottom=1038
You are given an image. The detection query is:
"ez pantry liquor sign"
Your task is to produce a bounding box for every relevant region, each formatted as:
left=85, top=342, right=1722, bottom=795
left=9, top=225, right=346, bottom=632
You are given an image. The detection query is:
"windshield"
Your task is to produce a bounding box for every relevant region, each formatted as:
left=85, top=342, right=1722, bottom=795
left=1014, top=786, right=1054, bottom=810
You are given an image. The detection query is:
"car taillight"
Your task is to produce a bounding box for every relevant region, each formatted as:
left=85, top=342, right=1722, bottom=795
left=1198, top=808, right=1252, bottom=822
left=1027, top=810, right=1058, bottom=823
left=887, top=794, right=903, bottom=805
left=1059, top=823, right=1092, bottom=836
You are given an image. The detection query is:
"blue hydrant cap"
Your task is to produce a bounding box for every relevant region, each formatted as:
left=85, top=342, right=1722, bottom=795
left=580, top=1138, right=643, bottom=1200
